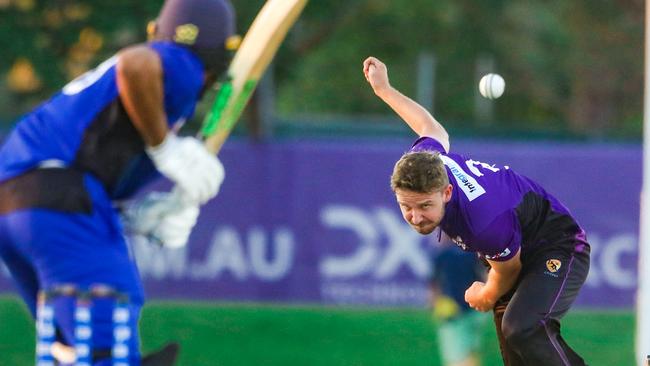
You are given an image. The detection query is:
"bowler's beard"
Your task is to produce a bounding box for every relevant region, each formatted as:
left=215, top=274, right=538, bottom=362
left=412, top=205, right=445, bottom=235
left=413, top=222, right=436, bottom=235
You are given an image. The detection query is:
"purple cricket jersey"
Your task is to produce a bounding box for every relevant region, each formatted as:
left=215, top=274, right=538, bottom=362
left=410, top=137, right=586, bottom=262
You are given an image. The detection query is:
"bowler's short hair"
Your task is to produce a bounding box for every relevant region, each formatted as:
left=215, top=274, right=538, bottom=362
left=390, top=151, right=449, bottom=193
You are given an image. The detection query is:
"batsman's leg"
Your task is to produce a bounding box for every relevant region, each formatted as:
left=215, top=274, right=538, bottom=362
left=0, top=174, right=149, bottom=365
left=7, top=208, right=145, bottom=364
left=35, top=291, right=57, bottom=366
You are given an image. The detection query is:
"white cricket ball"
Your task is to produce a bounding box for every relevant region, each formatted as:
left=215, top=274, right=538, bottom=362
left=479, top=73, right=505, bottom=99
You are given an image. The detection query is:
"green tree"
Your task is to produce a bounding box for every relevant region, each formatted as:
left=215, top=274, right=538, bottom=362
left=0, top=0, right=643, bottom=139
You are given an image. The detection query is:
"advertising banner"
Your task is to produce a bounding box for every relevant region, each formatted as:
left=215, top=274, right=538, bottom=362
left=0, top=138, right=641, bottom=308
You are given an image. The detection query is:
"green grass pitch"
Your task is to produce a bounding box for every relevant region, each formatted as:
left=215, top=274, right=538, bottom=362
left=0, top=296, right=634, bottom=365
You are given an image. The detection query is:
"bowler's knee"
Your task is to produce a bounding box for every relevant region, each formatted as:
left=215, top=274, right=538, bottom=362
left=501, top=319, right=540, bottom=354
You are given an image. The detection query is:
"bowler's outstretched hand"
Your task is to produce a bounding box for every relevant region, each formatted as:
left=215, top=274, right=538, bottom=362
left=363, top=56, right=391, bottom=95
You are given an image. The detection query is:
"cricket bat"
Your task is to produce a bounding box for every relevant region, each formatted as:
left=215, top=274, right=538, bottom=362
left=201, top=0, right=308, bottom=153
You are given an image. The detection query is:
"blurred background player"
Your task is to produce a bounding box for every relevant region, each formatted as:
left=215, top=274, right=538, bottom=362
left=429, top=234, right=487, bottom=366
left=0, top=0, right=236, bottom=364
left=363, top=56, right=591, bottom=366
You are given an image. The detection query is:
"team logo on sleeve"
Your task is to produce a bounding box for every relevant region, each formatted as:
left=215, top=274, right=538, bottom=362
left=546, top=259, right=562, bottom=273
left=484, top=248, right=511, bottom=260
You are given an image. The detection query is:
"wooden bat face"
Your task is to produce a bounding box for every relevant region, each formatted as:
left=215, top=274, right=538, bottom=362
left=202, top=0, right=308, bottom=153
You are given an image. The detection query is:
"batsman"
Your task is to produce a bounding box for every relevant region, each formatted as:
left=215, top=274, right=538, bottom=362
left=0, top=0, right=236, bottom=364
left=363, top=56, right=591, bottom=366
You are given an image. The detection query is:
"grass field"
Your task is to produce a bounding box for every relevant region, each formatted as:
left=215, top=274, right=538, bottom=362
left=0, top=296, right=635, bottom=365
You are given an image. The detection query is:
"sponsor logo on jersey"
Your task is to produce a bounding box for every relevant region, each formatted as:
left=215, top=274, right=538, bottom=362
left=439, top=155, right=486, bottom=201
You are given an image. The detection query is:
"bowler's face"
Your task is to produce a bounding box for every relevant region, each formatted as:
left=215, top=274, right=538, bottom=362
left=395, top=186, right=452, bottom=235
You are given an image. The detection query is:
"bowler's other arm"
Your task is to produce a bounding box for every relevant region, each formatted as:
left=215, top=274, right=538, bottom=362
left=465, top=249, right=522, bottom=312
left=363, top=56, right=449, bottom=152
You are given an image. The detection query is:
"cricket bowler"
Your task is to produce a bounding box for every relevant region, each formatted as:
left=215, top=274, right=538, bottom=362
left=363, top=56, right=590, bottom=366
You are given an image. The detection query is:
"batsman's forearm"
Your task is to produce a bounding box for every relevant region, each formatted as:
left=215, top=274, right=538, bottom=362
left=116, top=46, right=168, bottom=147
left=375, top=86, right=449, bottom=148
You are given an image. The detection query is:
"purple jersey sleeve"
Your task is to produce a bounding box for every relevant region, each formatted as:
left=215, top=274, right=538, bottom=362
left=473, top=210, right=521, bottom=262
left=410, top=136, right=447, bottom=154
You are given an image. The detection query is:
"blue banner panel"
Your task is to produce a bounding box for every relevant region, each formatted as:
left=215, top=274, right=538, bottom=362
left=0, top=139, right=641, bottom=308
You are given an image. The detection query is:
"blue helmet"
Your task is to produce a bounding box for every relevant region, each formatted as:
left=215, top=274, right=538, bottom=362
left=151, top=0, right=238, bottom=74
